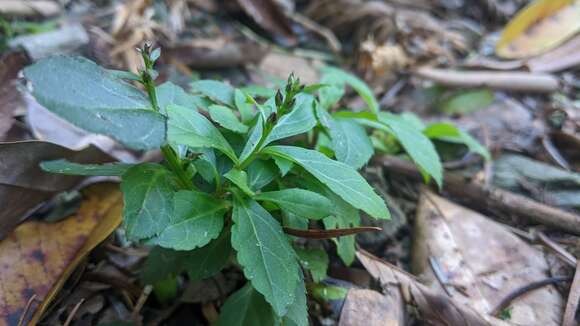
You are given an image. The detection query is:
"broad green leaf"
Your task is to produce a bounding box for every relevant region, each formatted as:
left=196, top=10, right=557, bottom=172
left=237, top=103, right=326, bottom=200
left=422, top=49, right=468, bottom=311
left=235, top=89, right=256, bottom=123
left=263, top=146, right=390, bottom=220
left=209, top=104, right=249, bottom=133
left=217, top=284, right=276, bottom=326
left=282, top=276, right=308, bottom=326
left=225, top=169, right=255, bottom=196
left=437, top=89, right=494, bottom=115
left=156, top=82, right=206, bottom=114
left=191, top=80, right=235, bottom=106
left=321, top=67, right=379, bottom=114
left=185, top=228, right=233, bottom=281
left=40, top=159, right=131, bottom=176
left=231, top=196, right=300, bottom=316
left=121, top=164, right=175, bottom=240
left=295, top=248, right=328, bottom=283
left=378, top=113, right=442, bottom=186
left=141, top=246, right=189, bottom=284
left=264, top=94, right=317, bottom=145
left=273, top=156, right=293, bottom=177
left=239, top=115, right=264, bottom=162
left=247, top=159, right=277, bottom=191
left=254, top=189, right=333, bottom=220
left=329, top=118, right=373, bottom=169
left=24, top=56, right=165, bottom=150
left=152, top=191, right=227, bottom=250
left=167, top=104, right=238, bottom=163
left=322, top=187, right=360, bottom=265
left=318, top=82, right=345, bottom=110
left=423, top=123, right=490, bottom=160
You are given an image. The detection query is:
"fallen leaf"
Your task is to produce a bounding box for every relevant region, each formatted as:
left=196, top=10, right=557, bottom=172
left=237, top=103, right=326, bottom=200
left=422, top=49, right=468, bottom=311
left=412, top=190, right=565, bottom=325
left=338, top=289, right=404, bottom=326
left=8, top=23, right=89, bottom=61
left=0, top=141, right=112, bottom=238
left=527, top=34, right=580, bottom=72
left=0, top=183, right=122, bottom=326
left=496, top=0, right=580, bottom=58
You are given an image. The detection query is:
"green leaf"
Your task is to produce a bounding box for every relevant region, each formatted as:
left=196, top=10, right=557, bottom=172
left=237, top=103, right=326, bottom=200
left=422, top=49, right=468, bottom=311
left=295, top=248, right=328, bottom=283
left=24, top=56, right=165, bottom=150
left=246, top=159, right=277, bottom=191
left=282, top=211, right=308, bottom=230
left=185, top=228, right=233, bottom=281
left=191, top=80, right=235, bottom=106
left=152, top=277, right=178, bottom=303
left=141, top=246, right=188, bottom=284
left=167, top=104, right=238, bottom=163
left=310, top=284, right=348, bottom=301
left=378, top=113, right=442, bottom=186
left=239, top=115, right=264, bottom=162
left=156, top=82, right=206, bottom=114
left=121, top=164, right=175, bottom=240
left=209, top=104, right=249, bottom=133
left=329, top=118, right=374, bottom=169
left=321, top=67, right=379, bottom=114
left=423, top=123, right=491, bottom=160
left=225, top=169, right=255, bottom=196
left=40, top=159, right=131, bottom=176
left=217, top=284, right=276, bottom=326
left=254, top=189, right=333, bottom=220
left=235, top=89, right=256, bottom=123
left=152, top=191, right=227, bottom=250
left=273, top=156, right=293, bottom=177
left=231, top=196, right=300, bottom=316
left=263, top=146, right=389, bottom=220
left=192, top=148, right=219, bottom=184
left=438, top=89, right=494, bottom=115
left=264, top=94, right=316, bottom=145
left=318, top=83, right=345, bottom=110
left=282, top=277, right=308, bottom=326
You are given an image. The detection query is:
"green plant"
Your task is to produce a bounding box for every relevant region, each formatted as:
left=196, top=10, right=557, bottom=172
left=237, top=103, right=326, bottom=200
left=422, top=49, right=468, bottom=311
left=25, top=45, right=486, bottom=324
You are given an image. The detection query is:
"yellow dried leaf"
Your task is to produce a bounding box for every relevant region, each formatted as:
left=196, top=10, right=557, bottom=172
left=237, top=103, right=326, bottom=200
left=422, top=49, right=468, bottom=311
left=496, top=0, right=580, bottom=59
left=0, top=183, right=122, bottom=326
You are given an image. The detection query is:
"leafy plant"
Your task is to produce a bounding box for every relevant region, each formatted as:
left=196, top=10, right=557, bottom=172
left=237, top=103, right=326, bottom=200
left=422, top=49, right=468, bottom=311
left=25, top=45, right=486, bottom=324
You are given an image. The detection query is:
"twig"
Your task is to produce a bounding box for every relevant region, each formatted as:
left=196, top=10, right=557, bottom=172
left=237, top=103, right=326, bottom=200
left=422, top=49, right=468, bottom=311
left=563, top=261, right=580, bottom=326
left=490, top=276, right=572, bottom=316
left=374, top=156, right=580, bottom=235
left=283, top=226, right=381, bottom=239
left=63, top=298, right=85, bottom=326
left=537, top=232, right=577, bottom=267
left=132, top=285, right=153, bottom=321
left=414, top=67, right=559, bottom=93
left=17, top=294, right=37, bottom=326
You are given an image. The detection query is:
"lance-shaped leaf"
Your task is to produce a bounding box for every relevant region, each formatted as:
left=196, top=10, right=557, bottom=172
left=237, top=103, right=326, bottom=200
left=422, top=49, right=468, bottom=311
left=329, top=118, right=373, bottom=169
left=40, top=159, right=132, bottom=176
left=217, top=283, right=276, bottom=326
left=121, top=164, right=175, bottom=240
left=282, top=276, right=308, bottom=326
left=224, top=169, right=255, bottom=196
left=321, top=67, right=379, bottom=114
left=239, top=115, right=264, bottom=162
left=264, top=94, right=317, bottom=145
left=152, top=191, right=227, bottom=251
left=166, top=104, right=238, bottom=163
left=246, top=159, right=277, bottom=191
left=263, top=146, right=390, bottom=220
left=156, top=82, right=208, bottom=113
left=254, top=188, right=333, bottom=220
left=191, top=80, right=235, bottom=106
left=24, top=56, right=165, bottom=150
left=209, top=104, right=249, bottom=133
left=231, top=196, right=300, bottom=316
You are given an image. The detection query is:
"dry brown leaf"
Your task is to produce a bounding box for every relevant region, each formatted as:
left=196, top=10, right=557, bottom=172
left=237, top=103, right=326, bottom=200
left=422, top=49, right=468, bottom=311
left=496, top=0, right=580, bottom=59
left=339, top=289, right=404, bottom=326
left=526, top=34, right=580, bottom=72
left=0, top=183, right=122, bottom=326
left=358, top=39, right=409, bottom=79
left=412, top=190, right=565, bottom=325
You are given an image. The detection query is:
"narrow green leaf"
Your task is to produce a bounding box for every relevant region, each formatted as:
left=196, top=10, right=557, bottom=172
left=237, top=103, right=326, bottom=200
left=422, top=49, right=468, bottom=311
left=217, top=284, right=276, bottom=326
left=438, top=89, right=494, bottom=115
left=239, top=115, right=264, bottom=162
left=378, top=112, right=442, bottom=186
left=246, top=159, right=277, bottom=191
left=184, top=228, right=233, bottom=281
left=225, top=169, right=255, bottom=196
left=263, top=146, right=390, bottom=220
left=282, top=276, right=308, bottom=326
left=191, top=80, right=235, bottom=106
left=152, top=191, right=227, bottom=250
left=295, top=248, right=328, bottom=283
left=321, top=67, right=379, bottom=114
left=329, top=118, right=374, bottom=169
left=209, top=104, right=249, bottom=133
left=24, top=56, right=165, bottom=150
left=273, top=156, right=293, bottom=177
left=40, top=159, right=131, bottom=176
left=121, top=164, right=175, bottom=240
left=235, top=89, right=256, bottom=123
left=231, top=196, right=300, bottom=316
left=423, top=123, right=490, bottom=160
left=167, top=104, right=238, bottom=163
left=254, top=189, right=333, bottom=220
left=264, top=94, right=317, bottom=145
